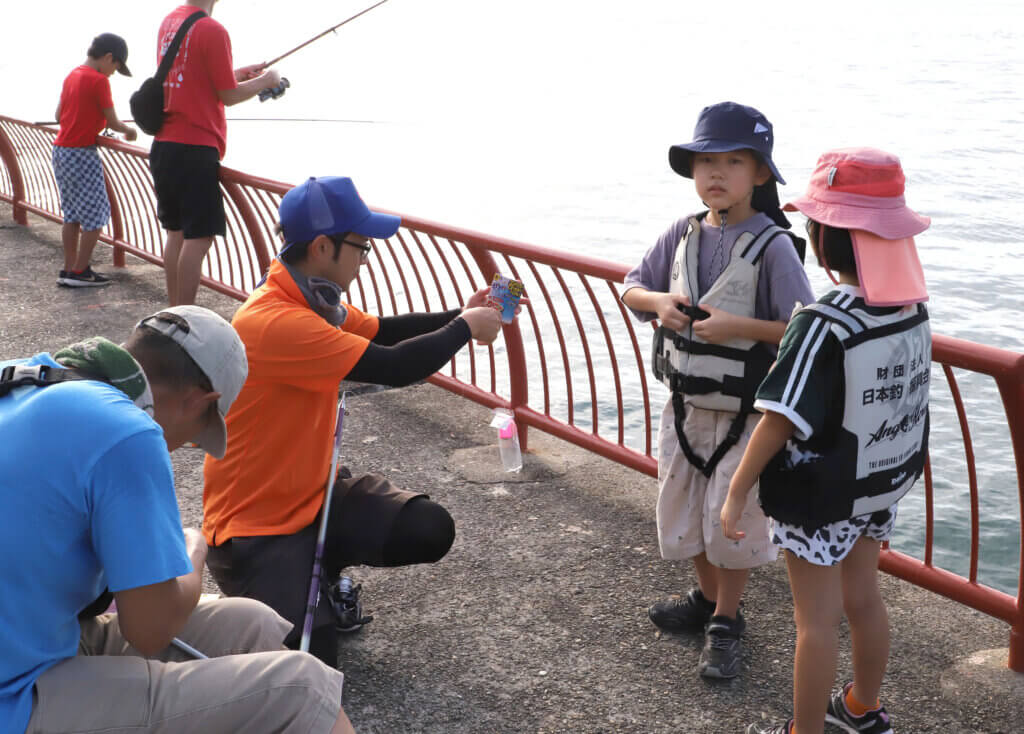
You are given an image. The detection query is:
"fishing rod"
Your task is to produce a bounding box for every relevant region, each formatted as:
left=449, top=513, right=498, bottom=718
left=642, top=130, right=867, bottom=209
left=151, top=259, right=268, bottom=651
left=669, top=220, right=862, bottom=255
left=33, top=118, right=385, bottom=126
left=298, top=379, right=411, bottom=652
left=262, top=0, right=391, bottom=69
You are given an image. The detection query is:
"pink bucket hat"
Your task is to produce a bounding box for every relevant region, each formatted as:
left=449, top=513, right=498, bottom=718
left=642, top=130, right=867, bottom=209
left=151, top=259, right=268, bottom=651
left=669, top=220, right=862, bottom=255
left=784, top=147, right=929, bottom=306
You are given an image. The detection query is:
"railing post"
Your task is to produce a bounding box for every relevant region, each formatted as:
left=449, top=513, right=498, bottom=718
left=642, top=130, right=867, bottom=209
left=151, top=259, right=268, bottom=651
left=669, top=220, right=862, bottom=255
left=101, top=165, right=126, bottom=267
left=995, top=362, right=1024, bottom=673
left=0, top=122, right=28, bottom=225
left=222, top=180, right=272, bottom=275
left=464, top=247, right=530, bottom=450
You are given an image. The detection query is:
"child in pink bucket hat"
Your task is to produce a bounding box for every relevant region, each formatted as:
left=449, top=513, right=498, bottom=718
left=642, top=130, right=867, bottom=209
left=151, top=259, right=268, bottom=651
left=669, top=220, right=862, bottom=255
left=786, top=146, right=929, bottom=306
left=722, top=147, right=932, bottom=733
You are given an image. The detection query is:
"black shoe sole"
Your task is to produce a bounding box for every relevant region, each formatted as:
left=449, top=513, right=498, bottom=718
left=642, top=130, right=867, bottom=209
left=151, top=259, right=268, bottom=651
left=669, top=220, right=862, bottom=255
left=648, top=615, right=710, bottom=634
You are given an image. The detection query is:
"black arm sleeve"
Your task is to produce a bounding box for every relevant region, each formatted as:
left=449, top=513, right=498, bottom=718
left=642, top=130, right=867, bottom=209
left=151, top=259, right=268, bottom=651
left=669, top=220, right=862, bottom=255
left=346, top=317, right=471, bottom=386
left=373, top=309, right=462, bottom=346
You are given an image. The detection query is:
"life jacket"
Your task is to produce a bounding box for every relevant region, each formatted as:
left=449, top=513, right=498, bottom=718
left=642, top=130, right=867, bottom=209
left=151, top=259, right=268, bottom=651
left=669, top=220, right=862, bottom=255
left=651, top=213, right=802, bottom=477
left=758, top=297, right=931, bottom=530
left=0, top=361, right=116, bottom=617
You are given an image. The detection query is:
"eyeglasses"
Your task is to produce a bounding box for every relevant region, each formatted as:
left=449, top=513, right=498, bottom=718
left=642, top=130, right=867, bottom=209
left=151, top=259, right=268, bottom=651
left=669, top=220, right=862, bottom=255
left=329, top=233, right=373, bottom=262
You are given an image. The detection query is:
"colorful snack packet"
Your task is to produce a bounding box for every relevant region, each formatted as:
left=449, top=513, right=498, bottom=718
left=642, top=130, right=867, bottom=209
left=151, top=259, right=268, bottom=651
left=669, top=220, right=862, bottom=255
left=486, top=273, right=524, bottom=323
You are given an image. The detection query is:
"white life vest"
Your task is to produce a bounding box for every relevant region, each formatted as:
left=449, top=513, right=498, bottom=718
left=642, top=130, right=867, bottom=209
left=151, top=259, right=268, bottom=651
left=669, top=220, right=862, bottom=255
left=652, top=215, right=795, bottom=413
left=650, top=214, right=800, bottom=477
left=759, top=296, right=931, bottom=529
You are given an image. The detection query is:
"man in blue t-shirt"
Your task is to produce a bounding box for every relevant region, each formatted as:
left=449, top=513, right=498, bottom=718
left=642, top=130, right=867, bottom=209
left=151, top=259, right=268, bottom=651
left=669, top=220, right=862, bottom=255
left=0, top=306, right=353, bottom=734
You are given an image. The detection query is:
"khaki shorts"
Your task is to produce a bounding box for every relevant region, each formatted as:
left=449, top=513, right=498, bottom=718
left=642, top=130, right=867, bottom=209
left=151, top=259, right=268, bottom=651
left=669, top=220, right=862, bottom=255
left=656, top=401, right=777, bottom=569
left=27, top=597, right=344, bottom=734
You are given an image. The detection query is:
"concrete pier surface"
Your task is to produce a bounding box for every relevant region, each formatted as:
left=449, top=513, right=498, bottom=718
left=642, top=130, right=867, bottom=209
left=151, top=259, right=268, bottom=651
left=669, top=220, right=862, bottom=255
left=2, top=204, right=1021, bottom=733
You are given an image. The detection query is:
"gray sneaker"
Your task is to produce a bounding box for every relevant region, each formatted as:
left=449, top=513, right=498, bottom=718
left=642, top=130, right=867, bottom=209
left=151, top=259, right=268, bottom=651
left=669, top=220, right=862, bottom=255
left=648, top=588, right=716, bottom=633
left=698, top=611, right=745, bottom=679
left=825, top=682, right=893, bottom=734
left=60, top=266, right=111, bottom=287
left=327, top=577, right=373, bottom=633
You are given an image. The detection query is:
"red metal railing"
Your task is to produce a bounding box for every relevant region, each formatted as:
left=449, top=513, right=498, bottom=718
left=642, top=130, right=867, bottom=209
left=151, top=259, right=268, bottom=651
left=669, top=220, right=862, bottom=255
left=2, top=115, right=1022, bottom=671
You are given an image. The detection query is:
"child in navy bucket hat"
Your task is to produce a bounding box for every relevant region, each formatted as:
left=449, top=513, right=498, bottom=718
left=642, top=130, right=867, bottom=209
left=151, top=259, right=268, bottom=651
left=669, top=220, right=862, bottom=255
left=622, top=101, right=814, bottom=680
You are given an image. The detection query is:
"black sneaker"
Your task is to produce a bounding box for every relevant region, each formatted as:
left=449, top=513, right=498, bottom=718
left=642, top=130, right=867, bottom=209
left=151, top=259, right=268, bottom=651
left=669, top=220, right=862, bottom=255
left=698, top=611, right=745, bottom=679
left=57, top=270, right=68, bottom=286
left=746, top=720, right=792, bottom=734
left=648, top=588, right=716, bottom=633
left=60, top=266, right=111, bottom=287
left=825, top=682, right=893, bottom=734
left=326, top=577, right=373, bottom=633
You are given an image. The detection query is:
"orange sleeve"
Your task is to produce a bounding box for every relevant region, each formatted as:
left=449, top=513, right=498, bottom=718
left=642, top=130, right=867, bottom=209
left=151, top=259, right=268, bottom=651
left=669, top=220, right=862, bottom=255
left=340, top=303, right=380, bottom=341
left=240, top=303, right=374, bottom=390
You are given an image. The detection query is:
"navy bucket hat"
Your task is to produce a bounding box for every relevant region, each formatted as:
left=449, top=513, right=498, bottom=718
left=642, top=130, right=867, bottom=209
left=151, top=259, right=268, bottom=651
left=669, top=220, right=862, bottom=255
left=668, top=101, right=785, bottom=184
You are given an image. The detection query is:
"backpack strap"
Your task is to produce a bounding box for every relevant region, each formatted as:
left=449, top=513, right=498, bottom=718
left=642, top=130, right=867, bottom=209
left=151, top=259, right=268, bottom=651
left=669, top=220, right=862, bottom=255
left=0, top=364, right=109, bottom=398
left=155, top=10, right=208, bottom=84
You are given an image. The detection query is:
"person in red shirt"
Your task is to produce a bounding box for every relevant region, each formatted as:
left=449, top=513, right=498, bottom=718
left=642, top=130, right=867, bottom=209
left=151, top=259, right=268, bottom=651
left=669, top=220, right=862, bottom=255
left=203, top=176, right=508, bottom=667
left=150, top=0, right=281, bottom=306
left=52, top=33, right=137, bottom=287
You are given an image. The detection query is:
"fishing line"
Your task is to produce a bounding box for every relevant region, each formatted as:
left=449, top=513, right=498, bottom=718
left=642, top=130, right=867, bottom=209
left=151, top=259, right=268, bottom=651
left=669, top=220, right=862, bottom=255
left=263, top=0, right=391, bottom=68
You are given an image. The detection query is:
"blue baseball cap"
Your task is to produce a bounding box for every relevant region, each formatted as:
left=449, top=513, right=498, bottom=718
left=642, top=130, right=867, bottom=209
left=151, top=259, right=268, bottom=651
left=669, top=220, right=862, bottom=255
left=668, top=101, right=785, bottom=184
left=278, top=176, right=400, bottom=255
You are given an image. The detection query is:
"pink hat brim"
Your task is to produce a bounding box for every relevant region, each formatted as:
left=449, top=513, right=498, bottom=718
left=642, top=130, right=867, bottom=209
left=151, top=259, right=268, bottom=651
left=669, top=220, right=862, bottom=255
left=850, top=231, right=928, bottom=307
left=783, top=194, right=930, bottom=240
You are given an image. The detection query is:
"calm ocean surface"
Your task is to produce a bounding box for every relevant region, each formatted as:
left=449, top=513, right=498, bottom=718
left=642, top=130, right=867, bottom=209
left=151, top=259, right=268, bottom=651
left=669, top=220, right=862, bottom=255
left=6, top=0, right=1024, bottom=592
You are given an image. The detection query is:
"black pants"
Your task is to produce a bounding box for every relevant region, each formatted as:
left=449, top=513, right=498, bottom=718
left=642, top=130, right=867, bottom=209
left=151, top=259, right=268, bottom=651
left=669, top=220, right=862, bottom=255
left=207, top=470, right=455, bottom=666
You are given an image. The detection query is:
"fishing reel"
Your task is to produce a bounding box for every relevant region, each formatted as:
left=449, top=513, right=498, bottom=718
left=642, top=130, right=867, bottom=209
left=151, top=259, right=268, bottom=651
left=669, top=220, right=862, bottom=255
left=259, top=77, right=290, bottom=102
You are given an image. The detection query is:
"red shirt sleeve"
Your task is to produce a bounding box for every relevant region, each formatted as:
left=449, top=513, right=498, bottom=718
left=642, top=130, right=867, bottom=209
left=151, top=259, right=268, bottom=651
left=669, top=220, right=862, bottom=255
left=197, top=20, right=237, bottom=92
left=95, top=73, right=114, bottom=111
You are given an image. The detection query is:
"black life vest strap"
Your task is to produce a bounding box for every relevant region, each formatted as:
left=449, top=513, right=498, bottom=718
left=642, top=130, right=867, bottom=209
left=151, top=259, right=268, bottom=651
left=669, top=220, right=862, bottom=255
left=671, top=391, right=751, bottom=478
left=664, top=339, right=775, bottom=476
left=0, top=364, right=109, bottom=398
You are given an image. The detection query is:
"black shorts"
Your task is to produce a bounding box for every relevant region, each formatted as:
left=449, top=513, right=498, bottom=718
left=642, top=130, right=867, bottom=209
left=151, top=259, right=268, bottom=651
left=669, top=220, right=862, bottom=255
left=149, top=141, right=226, bottom=239
left=206, top=470, right=424, bottom=633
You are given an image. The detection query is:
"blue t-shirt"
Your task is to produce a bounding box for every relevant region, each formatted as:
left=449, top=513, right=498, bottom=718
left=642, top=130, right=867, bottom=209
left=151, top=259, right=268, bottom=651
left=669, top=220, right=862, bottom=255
left=0, top=354, right=191, bottom=734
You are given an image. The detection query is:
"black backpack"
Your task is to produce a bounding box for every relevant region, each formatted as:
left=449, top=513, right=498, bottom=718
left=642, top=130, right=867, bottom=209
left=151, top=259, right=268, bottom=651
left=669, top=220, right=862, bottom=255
left=129, top=10, right=207, bottom=135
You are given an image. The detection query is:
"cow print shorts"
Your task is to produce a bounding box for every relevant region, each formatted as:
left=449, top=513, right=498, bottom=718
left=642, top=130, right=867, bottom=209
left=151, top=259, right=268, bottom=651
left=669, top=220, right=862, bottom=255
left=772, top=504, right=898, bottom=566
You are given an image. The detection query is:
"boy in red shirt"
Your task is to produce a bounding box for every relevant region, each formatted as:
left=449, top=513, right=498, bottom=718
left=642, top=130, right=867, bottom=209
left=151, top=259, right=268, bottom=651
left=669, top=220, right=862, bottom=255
left=53, top=33, right=137, bottom=287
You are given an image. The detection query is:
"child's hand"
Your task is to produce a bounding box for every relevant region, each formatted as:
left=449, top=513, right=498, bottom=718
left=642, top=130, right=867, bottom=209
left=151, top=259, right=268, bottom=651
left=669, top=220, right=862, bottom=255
left=123, top=127, right=138, bottom=142
left=691, top=304, right=738, bottom=343
left=655, top=293, right=692, bottom=332
left=720, top=491, right=747, bottom=541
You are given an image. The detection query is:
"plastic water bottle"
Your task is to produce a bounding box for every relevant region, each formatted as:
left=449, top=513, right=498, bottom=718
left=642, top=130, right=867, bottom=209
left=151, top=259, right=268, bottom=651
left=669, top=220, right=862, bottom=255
left=498, top=419, right=523, bottom=472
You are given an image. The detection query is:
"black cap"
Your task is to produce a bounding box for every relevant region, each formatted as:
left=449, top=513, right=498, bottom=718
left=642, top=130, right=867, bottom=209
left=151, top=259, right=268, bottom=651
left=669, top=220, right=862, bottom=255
left=89, top=33, right=131, bottom=77
left=668, top=101, right=784, bottom=184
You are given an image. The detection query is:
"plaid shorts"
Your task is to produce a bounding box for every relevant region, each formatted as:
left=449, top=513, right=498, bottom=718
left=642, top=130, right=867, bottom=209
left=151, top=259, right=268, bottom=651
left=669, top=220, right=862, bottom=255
left=51, top=145, right=110, bottom=231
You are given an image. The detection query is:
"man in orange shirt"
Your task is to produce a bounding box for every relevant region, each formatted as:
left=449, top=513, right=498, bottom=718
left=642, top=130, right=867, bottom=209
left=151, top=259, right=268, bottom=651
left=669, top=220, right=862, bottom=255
left=203, top=176, right=505, bottom=666
left=150, top=0, right=281, bottom=306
